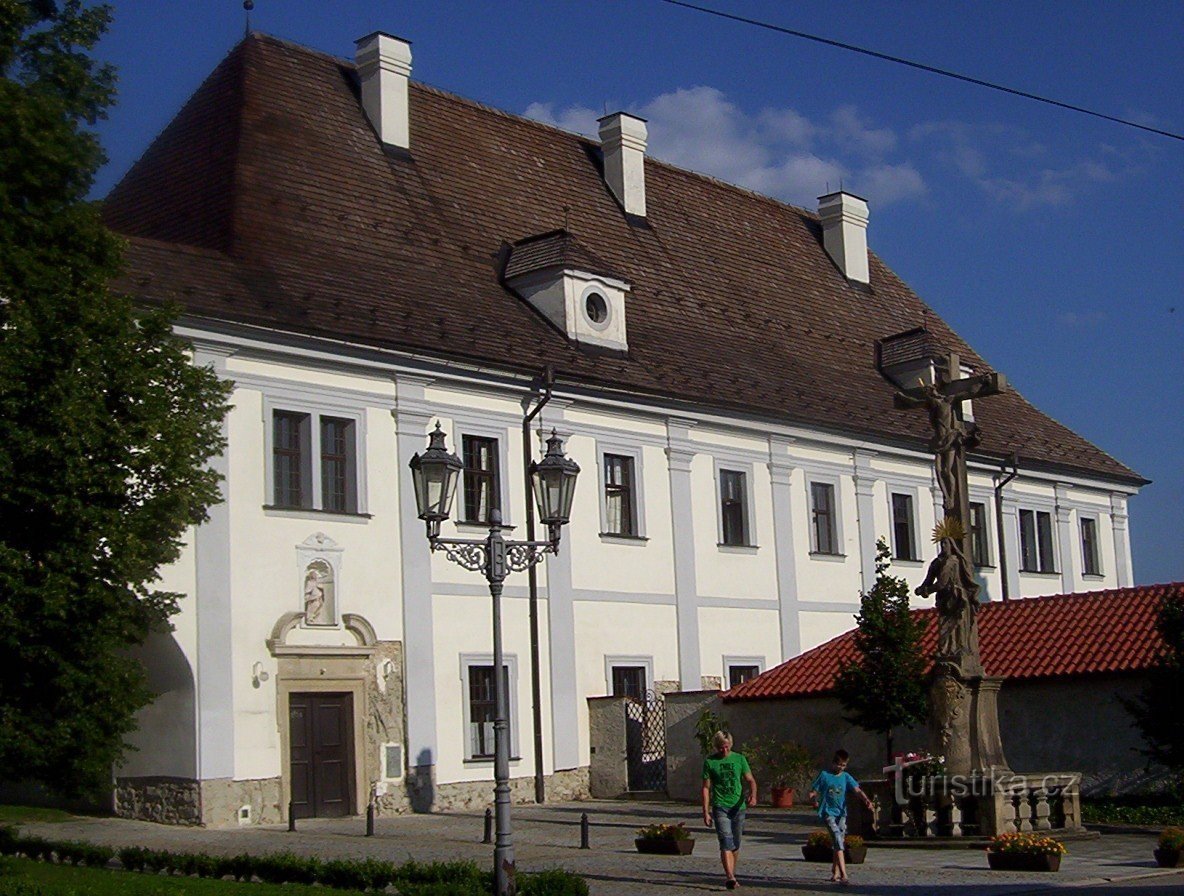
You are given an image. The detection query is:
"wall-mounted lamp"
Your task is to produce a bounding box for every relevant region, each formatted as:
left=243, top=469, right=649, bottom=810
left=252, top=661, right=270, bottom=688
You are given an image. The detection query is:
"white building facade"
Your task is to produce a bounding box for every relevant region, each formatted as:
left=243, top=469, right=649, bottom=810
left=103, top=32, right=1141, bottom=826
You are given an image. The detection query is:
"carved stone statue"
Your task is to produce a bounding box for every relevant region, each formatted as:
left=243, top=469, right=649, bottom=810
left=915, top=534, right=983, bottom=678
left=302, top=560, right=334, bottom=625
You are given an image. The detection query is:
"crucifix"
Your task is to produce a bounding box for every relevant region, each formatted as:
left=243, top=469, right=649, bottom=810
left=895, top=351, right=1007, bottom=681
left=894, top=351, right=1007, bottom=549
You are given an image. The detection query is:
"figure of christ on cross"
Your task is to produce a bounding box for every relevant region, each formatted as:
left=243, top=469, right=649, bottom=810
left=893, top=352, right=1007, bottom=531
left=894, top=351, right=1007, bottom=678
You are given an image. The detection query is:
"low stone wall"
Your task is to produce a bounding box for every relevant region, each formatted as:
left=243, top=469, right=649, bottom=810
left=114, top=776, right=202, bottom=826
left=374, top=766, right=590, bottom=814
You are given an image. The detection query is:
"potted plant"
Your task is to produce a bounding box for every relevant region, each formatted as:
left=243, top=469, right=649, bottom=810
left=801, top=830, right=866, bottom=864
left=635, top=822, right=695, bottom=856
left=986, top=832, right=1066, bottom=872
left=744, top=736, right=812, bottom=807
left=1155, top=827, right=1184, bottom=868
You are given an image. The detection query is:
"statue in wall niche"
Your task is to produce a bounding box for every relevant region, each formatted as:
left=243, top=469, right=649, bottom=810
left=302, top=560, right=335, bottom=625
left=916, top=520, right=983, bottom=679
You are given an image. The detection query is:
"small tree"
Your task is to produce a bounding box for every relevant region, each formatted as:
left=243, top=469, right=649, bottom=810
left=1123, top=588, right=1184, bottom=791
left=0, top=1, right=231, bottom=796
left=834, top=539, right=928, bottom=765
left=694, top=708, right=730, bottom=755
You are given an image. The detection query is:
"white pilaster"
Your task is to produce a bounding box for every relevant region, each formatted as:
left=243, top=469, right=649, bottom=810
left=853, top=449, right=878, bottom=593
left=1001, top=495, right=1021, bottom=599
left=1110, top=493, right=1132, bottom=587
left=393, top=376, right=437, bottom=778
left=666, top=419, right=701, bottom=688
left=768, top=437, right=801, bottom=660
left=193, top=347, right=235, bottom=781
left=1055, top=483, right=1076, bottom=593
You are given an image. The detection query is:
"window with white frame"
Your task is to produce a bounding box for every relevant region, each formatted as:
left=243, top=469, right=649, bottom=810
left=1019, top=509, right=1056, bottom=573
left=719, top=468, right=750, bottom=546
left=1080, top=516, right=1102, bottom=576
left=890, top=492, right=918, bottom=561
left=809, top=480, right=840, bottom=555
left=724, top=657, right=763, bottom=688
left=969, top=501, right=991, bottom=567
left=461, top=655, right=517, bottom=760
left=603, top=453, right=638, bottom=536
left=270, top=409, right=358, bottom=513
left=461, top=434, right=500, bottom=523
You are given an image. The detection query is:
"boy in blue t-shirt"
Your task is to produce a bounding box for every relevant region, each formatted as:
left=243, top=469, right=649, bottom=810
left=808, top=749, right=874, bottom=885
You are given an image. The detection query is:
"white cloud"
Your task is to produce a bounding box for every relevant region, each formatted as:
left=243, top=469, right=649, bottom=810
left=524, top=87, right=922, bottom=209
left=912, top=119, right=1121, bottom=210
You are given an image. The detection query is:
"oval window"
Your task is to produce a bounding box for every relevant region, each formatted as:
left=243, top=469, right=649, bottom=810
left=585, top=291, right=609, bottom=324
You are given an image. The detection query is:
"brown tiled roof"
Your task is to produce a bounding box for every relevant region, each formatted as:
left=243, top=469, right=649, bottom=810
left=102, top=33, right=1142, bottom=484
left=503, top=230, right=622, bottom=283
left=723, top=582, right=1179, bottom=701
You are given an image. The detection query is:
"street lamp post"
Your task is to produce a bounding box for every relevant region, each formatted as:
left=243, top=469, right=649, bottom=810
left=408, top=423, right=579, bottom=896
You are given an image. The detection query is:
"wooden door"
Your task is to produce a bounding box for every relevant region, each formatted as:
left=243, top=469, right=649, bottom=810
left=289, top=693, right=354, bottom=818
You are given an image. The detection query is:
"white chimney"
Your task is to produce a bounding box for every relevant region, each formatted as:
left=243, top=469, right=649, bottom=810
left=818, top=191, right=870, bottom=284
left=598, top=112, right=648, bottom=218
left=355, top=32, right=412, bottom=150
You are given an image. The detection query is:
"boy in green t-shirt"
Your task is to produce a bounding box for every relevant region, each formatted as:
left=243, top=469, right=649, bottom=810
left=702, top=731, right=758, bottom=891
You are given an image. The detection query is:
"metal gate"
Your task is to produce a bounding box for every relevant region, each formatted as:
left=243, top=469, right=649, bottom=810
left=625, top=690, right=667, bottom=792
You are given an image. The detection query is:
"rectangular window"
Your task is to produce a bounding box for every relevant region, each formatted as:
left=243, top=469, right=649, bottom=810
left=969, top=501, right=990, bottom=567
left=728, top=665, right=761, bottom=688
left=891, top=493, right=917, bottom=560
left=1081, top=517, right=1101, bottom=576
left=273, top=411, right=311, bottom=508
left=611, top=666, right=647, bottom=700
left=810, top=481, right=838, bottom=554
left=1019, top=509, right=1056, bottom=573
left=320, top=417, right=356, bottom=513
left=462, top=435, right=500, bottom=523
left=719, top=469, right=748, bottom=546
left=604, top=453, right=637, bottom=536
left=466, top=664, right=510, bottom=759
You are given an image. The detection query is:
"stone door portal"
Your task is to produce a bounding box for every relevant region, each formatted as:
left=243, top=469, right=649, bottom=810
left=289, top=692, right=355, bottom=818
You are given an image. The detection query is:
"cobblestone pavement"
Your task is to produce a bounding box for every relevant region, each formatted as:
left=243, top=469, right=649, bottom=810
left=18, top=800, right=1184, bottom=895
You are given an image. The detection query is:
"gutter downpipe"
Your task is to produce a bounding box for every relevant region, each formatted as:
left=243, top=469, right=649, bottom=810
left=523, top=367, right=554, bottom=803
left=993, top=452, right=1019, bottom=600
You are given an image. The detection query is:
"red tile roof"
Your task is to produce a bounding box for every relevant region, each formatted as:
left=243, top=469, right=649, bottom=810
left=102, top=33, right=1142, bottom=484
left=724, top=583, right=1179, bottom=701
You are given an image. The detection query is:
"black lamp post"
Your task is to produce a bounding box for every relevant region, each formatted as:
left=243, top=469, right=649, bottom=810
left=408, top=423, right=579, bottom=896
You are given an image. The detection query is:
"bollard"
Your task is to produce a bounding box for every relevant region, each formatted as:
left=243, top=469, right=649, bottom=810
left=288, top=801, right=296, bottom=832
left=579, top=812, right=590, bottom=849
left=482, top=807, right=493, bottom=844
left=366, top=801, right=375, bottom=837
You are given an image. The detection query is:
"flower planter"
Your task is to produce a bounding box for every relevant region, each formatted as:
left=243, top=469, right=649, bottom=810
left=987, top=852, right=1061, bottom=872
left=635, top=838, right=695, bottom=855
left=801, top=844, right=865, bottom=864
left=1154, top=848, right=1183, bottom=868
left=770, top=787, right=795, bottom=808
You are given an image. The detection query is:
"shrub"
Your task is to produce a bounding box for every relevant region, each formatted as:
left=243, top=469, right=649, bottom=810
left=0, top=826, right=20, bottom=855
left=518, top=868, right=590, bottom=896
left=636, top=822, right=690, bottom=841
left=16, top=836, right=52, bottom=862
left=253, top=852, right=321, bottom=885
left=226, top=852, right=255, bottom=882
left=142, top=849, right=173, bottom=874
left=806, top=829, right=833, bottom=849
left=118, top=846, right=148, bottom=872
left=319, top=858, right=370, bottom=890
left=1159, top=827, right=1184, bottom=851
left=988, top=832, right=1067, bottom=856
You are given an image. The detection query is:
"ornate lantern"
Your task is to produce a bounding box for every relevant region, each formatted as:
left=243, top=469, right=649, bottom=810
left=408, top=422, right=464, bottom=538
left=529, top=430, right=580, bottom=542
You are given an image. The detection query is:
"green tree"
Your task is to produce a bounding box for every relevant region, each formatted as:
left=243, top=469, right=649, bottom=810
left=0, top=1, right=231, bottom=796
left=1123, top=588, right=1184, bottom=791
left=834, top=539, right=928, bottom=765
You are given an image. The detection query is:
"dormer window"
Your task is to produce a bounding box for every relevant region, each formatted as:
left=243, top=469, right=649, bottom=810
left=503, top=230, right=630, bottom=353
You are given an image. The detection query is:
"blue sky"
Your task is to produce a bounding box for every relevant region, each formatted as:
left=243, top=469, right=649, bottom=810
left=90, top=1, right=1183, bottom=584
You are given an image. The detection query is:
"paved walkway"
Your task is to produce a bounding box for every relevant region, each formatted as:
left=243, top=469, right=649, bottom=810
left=18, top=801, right=1184, bottom=895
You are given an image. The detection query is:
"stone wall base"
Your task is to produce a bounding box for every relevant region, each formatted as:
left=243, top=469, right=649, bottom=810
left=114, top=776, right=201, bottom=826
left=375, top=766, right=590, bottom=815
left=114, top=776, right=283, bottom=828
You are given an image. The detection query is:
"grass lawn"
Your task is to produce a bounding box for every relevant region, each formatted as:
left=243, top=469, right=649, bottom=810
left=0, top=808, right=76, bottom=826
left=0, top=858, right=370, bottom=895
